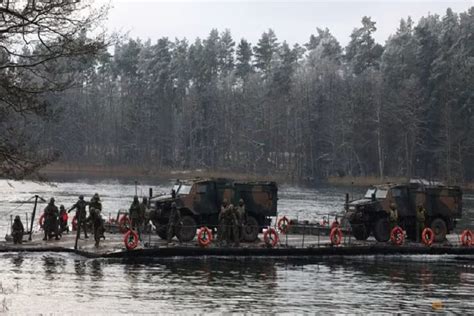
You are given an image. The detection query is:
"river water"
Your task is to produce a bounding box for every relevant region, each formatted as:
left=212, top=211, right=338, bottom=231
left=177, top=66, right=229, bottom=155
left=0, top=179, right=473, bottom=314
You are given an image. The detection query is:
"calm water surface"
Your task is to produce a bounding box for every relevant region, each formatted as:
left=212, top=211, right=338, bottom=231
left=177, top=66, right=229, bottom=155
left=0, top=179, right=473, bottom=313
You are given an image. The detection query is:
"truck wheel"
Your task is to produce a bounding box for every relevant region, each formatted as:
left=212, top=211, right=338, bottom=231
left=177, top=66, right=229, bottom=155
left=178, top=215, right=197, bottom=242
left=430, top=218, right=447, bottom=242
left=352, top=224, right=369, bottom=241
left=242, top=216, right=259, bottom=242
left=373, top=218, right=390, bottom=242
left=156, top=224, right=168, bottom=240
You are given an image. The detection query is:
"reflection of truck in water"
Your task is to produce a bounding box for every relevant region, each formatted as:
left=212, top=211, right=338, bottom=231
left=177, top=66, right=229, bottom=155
left=149, top=178, right=278, bottom=242
left=345, top=180, right=462, bottom=242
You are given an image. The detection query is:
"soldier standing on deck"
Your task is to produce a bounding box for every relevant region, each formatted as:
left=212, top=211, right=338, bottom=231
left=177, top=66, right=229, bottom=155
left=44, top=198, right=59, bottom=241
left=167, top=202, right=181, bottom=243
left=218, top=199, right=229, bottom=244
left=416, top=204, right=427, bottom=242
left=69, top=195, right=88, bottom=239
left=129, top=196, right=142, bottom=240
left=89, top=193, right=104, bottom=246
left=11, top=216, right=24, bottom=244
left=140, top=197, right=149, bottom=233
left=236, top=199, right=247, bottom=241
left=231, top=205, right=240, bottom=247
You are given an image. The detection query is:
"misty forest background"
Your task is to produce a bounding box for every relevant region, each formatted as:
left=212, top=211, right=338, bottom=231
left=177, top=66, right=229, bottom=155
left=38, top=8, right=473, bottom=183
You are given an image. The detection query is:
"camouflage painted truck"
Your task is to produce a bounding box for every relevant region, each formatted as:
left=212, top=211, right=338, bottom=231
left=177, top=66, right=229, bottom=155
left=345, top=180, right=462, bottom=242
left=149, top=178, right=278, bottom=242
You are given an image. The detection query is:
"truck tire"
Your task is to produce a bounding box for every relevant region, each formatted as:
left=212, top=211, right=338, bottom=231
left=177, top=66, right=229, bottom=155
left=156, top=224, right=168, bottom=240
left=430, top=218, right=447, bottom=242
left=373, top=217, right=390, bottom=242
left=242, top=216, right=259, bottom=242
left=351, top=223, right=370, bottom=241
left=178, top=215, right=197, bottom=242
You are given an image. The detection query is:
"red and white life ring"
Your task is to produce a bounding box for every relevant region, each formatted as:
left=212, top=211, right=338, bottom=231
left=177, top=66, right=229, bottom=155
left=263, top=228, right=279, bottom=247
left=39, top=213, right=45, bottom=229
left=422, top=228, right=434, bottom=246
left=460, top=230, right=473, bottom=247
left=277, top=216, right=290, bottom=234
left=124, top=229, right=139, bottom=250
left=390, top=226, right=404, bottom=246
left=197, top=227, right=213, bottom=247
left=118, top=215, right=131, bottom=233
left=330, top=227, right=343, bottom=246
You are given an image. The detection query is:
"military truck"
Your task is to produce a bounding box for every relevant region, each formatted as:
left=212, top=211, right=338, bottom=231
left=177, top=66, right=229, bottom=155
left=345, top=180, right=462, bottom=242
left=149, top=178, right=278, bottom=242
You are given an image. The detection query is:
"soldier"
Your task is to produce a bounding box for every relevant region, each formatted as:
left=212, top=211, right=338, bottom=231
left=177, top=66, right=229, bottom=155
left=231, top=205, right=240, bottom=247
left=167, top=202, right=181, bottom=243
left=59, top=205, right=69, bottom=234
left=69, top=195, right=88, bottom=239
left=89, top=207, right=104, bottom=247
left=218, top=199, right=229, bottom=244
left=236, top=199, right=247, bottom=241
left=89, top=193, right=104, bottom=245
left=129, top=195, right=142, bottom=239
left=11, top=216, right=24, bottom=244
left=416, top=204, right=427, bottom=242
left=140, top=197, right=149, bottom=233
left=43, top=198, right=60, bottom=241
left=388, top=203, right=399, bottom=230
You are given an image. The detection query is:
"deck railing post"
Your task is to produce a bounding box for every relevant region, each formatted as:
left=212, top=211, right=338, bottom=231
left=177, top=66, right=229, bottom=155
left=317, top=226, right=320, bottom=247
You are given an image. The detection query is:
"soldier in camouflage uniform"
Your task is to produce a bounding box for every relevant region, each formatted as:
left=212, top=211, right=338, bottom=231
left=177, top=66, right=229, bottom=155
left=416, top=204, right=427, bottom=242
left=231, top=205, right=240, bottom=247
left=43, top=197, right=60, bottom=241
left=11, top=215, right=25, bottom=244
left=89, top=193, right=104, bottom=246
left=140, top=197, right=149, bottom=233
left=217, top=199, right=229, bottom=244
left=236, top=199, right=247, bottom=241
left=129, top=196, right=142, bottom=239
left=69, top=195, right=88, bottom=239
left=167, top=202, right=181, bottom=243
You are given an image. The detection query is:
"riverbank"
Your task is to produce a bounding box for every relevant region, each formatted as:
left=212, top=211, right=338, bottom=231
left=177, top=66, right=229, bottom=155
left=38, top=163, right=284, bottom=184
left=38, top=163, right=474, bottom=190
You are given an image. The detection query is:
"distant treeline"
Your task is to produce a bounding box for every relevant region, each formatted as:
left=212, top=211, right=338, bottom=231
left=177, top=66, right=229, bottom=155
left=40, top=8, right=473, bottom=182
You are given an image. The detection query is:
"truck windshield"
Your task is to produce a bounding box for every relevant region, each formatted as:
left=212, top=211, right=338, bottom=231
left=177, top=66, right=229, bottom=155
left=172, top=184, right=180, bottom=193
left=178, top=184, right=192, bottom=195
left=364, top=189, right=376, bottom=198
left=364, top=188, right=388, bottom=199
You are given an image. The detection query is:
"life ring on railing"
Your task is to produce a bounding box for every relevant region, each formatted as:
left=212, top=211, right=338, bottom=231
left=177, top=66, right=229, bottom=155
left=390, top=226, right=404, bottom=246
left=197, top=227, right=213, bottom=247
left=460, top=230, right=473, bottom=246
left=277, top=216, right=290, bottom=234
left=330, top=221, right=340, bottom=230
left=263, top=228, right=279, bottom=247
left=422, top=228, right=434, bottom=246
left=72, top=215, right=77, bottom=231
left=330, top=227, right=343, bottom=246
left=39, top=213, right=45, bottom=229
left=124, top=230, right=139, bottom=250
left=118, top=215, right=131, bottom=233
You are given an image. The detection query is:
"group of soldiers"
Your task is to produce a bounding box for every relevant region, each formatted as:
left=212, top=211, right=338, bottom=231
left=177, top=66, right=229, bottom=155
left=10, top=193, right=106, bottom=247
left=387, top=203, right=427, bottom=242
left=217, top=198, right=247, bottom=247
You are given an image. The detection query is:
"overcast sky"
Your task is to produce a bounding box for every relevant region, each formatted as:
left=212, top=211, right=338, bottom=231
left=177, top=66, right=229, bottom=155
left=104, top=0, right=473, bottom=46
